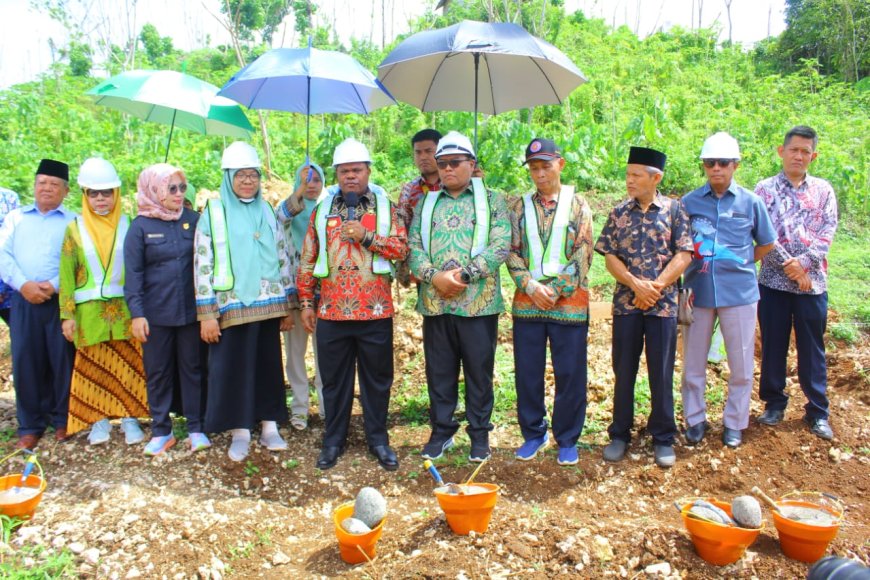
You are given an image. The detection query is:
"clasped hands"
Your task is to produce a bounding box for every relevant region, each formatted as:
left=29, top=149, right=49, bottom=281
left=632, top=278, right=665, bottom=310
left=432, top=268, right=468, bottom=299
left=783, top=257, right=812, bottom=292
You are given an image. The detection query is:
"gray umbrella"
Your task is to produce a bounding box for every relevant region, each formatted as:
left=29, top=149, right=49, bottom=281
left=377, top=20, right=587, bottom=147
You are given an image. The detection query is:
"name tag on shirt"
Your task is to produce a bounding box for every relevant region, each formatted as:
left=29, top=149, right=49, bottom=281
left=147, top=233, right=165, bottom=239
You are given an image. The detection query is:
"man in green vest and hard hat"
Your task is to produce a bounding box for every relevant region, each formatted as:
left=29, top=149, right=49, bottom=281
left=409, top=131, right=511, bottom=463
left=297, top=138, right=408, bottom=471
left=506, top=138, right=594, bottom=466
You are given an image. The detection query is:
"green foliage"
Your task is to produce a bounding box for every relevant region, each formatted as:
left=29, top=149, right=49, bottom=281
left=221, top=0, right=295, bottom=44
left=0, top=545, right=76, bottom=578
left=0, top=514, right=24, bottom=543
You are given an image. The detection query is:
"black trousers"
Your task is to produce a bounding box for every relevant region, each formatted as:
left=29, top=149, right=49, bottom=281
left=142, top=323, right=207, bottom=436
left=204, top=318, right=287, bottom=433
left=607, top=314, right=678, bottom=446
left=513, top=319, right=588, bottom=448
left=10, top=293, right=75, bottom=435
left=317, top=318, right=394, bottom=448
left=759, top=285, right=830, bottom=420
left=423, top=314, right=498, bottom=444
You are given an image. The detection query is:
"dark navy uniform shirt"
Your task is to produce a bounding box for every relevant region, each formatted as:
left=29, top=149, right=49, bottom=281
left=124, top=208, right=199, bottom=326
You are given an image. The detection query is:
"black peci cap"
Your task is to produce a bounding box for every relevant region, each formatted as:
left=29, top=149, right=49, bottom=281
left=36, top=159, right=70, bottom=181
left=627, top=147, right=666, bottom=171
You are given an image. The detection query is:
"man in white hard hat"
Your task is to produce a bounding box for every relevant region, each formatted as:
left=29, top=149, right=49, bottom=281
left=680, top=132, right=776, bottom=449
left=755, top=126, right=838, bottom=440
left=297, top=138, right=408, bottom=471
left=0, top=159, right=77, bottom=449
left=408, top=131, right=511, bottom=463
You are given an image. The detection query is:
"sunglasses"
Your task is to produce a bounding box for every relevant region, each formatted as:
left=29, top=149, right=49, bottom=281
left=436, top=158, right=472, bottom=170
left=702, top=159, right=735, bottom=168
left=85, top=189, right=114, bottom=199
left=234, top=171, right=261, bottom=182
left=168, top=183, right=188, bottom=195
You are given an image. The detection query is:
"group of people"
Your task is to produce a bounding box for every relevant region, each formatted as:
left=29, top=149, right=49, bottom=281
left=0, top=123, right=836, bottom=472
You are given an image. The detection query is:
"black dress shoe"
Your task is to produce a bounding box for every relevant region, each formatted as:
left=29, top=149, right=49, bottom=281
left=757, top=409, right=785, bottom=426
left=316, top=445, right=345, bottom=470
left=804, top=416, right=834, bottom=440
left=685, top=421, right=708, bottom=445
left=722, top=427, right=742, bottom=448
left=369, top=445, right=399, bottom=471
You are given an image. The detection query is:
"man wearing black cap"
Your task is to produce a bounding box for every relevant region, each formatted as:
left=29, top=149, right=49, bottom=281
left=0, top=159, right=78, bottom=449
left=506, top=138, right=593, bottom=466
left=594, top=147, right=693, bottom=468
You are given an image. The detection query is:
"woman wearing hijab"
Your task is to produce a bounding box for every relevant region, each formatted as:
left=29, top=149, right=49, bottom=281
left=60, top=157, right=148, bottom=446
left=194, top=142, right=297, bottom=461
left=277, top=162, right=326, bottom=430
left=124, top=164, right=208, bottom=456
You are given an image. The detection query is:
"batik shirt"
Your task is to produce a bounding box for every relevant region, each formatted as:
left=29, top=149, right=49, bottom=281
left=755, top=172, right=838, bottom=295
left=595, top=193, right=694, bottom=317
left=0, top=188, right=19, bottom=310
left=408, top=185, right=510, bottom=317
left=507, top=191, right=593, bottom=325
left=297, top=187, right=408, bottom=321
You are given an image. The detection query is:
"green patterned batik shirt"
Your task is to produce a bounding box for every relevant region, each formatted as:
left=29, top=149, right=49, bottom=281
left=408, top=185, right=510, bottom=317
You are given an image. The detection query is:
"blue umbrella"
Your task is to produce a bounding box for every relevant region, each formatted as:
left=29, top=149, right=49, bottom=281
left=378, top=20, right=587, bottom=148
left=218, top=41, right=396, bottom=159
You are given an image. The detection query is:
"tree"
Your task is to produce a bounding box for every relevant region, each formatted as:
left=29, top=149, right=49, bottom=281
left=139, top=23, right=175, bottom=65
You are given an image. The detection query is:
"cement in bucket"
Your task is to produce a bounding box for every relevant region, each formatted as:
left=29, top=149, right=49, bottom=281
left=772, top=500, right=842, bottom=563
left=434, top=483, right=499, bottom=535
left=0, top=474, right=47, bottom=520
left=333, top=502, right=386, bottom=564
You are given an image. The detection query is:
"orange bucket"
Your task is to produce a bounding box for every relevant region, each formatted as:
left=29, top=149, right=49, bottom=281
left=434, top=483, right=499, bottom=535
left=680, top=499, right=762, bottom=566
left=772, top=500, right=841, bottom=563
left=0, top=474, right=47, bottom=520
left=332, top=502, right=386, bottom=565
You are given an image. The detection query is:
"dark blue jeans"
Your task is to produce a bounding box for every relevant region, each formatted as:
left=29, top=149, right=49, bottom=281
left=513, top=319, right=588, bottom=448
left=758, top=285, right=829, bottom=420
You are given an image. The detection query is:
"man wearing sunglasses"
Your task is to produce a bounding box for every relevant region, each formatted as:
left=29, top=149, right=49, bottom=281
left=754, top=126, right=838, bottom=440
left=680, top=132, right=776, bottom=449
left=0, top=159, right=77, bottom=449
left=409, top=131, right=511, bottom=463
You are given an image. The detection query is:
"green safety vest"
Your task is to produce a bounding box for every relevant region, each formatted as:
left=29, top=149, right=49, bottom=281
left=420, top=177, right=489, bottom=260
left=73, top=215, right=129, bottom=304
left=523, top=185, right=574, bottom=280
left=206, top=198, right=279, bottom=291
left=313, top=184, right=393, bottom=278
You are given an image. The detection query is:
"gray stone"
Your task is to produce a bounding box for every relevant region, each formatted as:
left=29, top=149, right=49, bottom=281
left=353, top=487, right=386, bottom=528
left=732, top=496, right=762, bottom=528
left=340, top=518, right=372, bottom=535
left=689, top=505, right=730, bottom=525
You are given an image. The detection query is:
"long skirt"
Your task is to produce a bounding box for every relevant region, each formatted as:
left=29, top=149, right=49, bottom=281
left=67, top=339, right=149, bottom=435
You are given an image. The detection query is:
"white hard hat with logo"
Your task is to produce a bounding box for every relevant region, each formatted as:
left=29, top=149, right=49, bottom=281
left=699, top=132, right=741, bottom=160
left=77, top=157, right=121, bottom=190
left=332, top=138, right=371, bottom=167
left=435, top=131, right=476, bottom=159
left=221, top=141, right=261, bottom=170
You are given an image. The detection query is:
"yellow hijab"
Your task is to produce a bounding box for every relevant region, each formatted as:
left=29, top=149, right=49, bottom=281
left=81, top=187, right=123, bottom=267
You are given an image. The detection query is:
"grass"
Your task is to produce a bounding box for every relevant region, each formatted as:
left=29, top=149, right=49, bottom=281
left=0, top=546, right=75, bottom=578
left=825, top=227, right=870, bottom=339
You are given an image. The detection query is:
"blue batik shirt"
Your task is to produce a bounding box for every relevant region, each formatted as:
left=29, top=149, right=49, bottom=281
left=682, top=180, right=776, bottom=308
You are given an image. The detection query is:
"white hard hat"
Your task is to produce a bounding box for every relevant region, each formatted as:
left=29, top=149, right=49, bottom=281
left=77, top=157, right=121, bottom=189
left=699, top=132, right=741, bottom=160
left=221, top=141, right=261, bottom=170
left=332, top=138, right=371, bottom=167
left=435, top=131, right=476, bottom=159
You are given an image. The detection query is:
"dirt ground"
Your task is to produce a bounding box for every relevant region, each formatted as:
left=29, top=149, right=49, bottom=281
left=0, top=298, right=868, bottom=579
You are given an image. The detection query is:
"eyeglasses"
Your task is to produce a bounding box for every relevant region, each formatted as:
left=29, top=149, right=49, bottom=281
left=702, top=159, right=734, bottom=168
left=436, top=158, right=472, bottom=170
left=234, top=170, right=261, bottom=182
left=85, top=189, right=114, bottom=198
left=168, top=183, right=188, bottom=195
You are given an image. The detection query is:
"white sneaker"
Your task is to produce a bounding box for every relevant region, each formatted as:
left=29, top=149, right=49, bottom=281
left=120, top=418, right=145, bottom=445
left=259, top=430, right=288, bottom=451
left=88, top=418, right=111, bottom=445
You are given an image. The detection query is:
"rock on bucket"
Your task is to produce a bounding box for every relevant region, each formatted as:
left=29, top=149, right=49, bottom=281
left=680, top=499, right=762, bottom=566
left=434, top=483, right=500, bottom=535
left=333, top=488, right=387, bottom=564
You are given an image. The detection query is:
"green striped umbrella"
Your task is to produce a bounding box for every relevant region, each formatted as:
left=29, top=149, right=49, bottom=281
left=87, top=70, right=254, bottom=161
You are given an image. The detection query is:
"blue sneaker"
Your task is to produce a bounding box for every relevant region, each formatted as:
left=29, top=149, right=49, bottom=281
left=421, top=437, right=454, bottom=460
left=515, top=434, right=549, bottom=461
left=143, top=434, right=176, bottom=457
left=557, top=446, right=579, bottom=466
left=88, top=418, right=111, bottom=446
